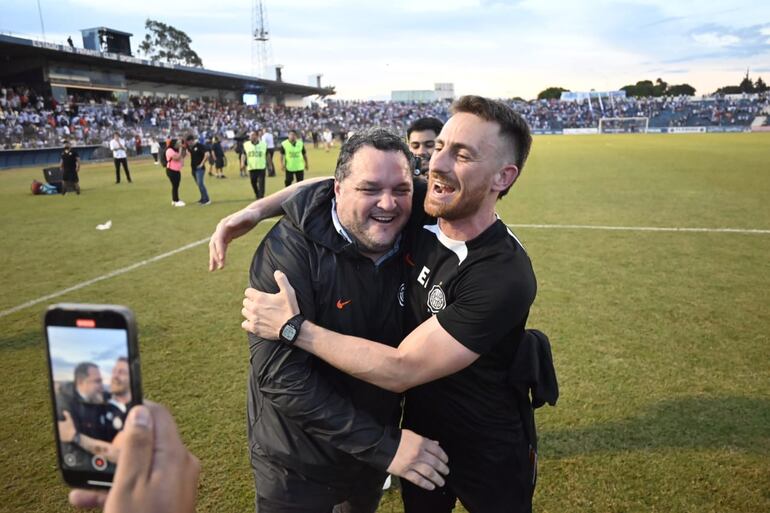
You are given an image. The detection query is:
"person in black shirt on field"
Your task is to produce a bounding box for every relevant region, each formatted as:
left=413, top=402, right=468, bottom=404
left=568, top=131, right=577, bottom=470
left=238, top=96, right=548, bottom=513
left=185, top=135, right=212, bottom=205
left=59, top=140, right=80, bottom=195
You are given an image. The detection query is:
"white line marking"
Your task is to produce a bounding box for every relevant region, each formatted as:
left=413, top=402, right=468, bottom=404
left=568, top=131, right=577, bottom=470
left=0, top=237, right=209, bottom=319
left=507, top=223, right=770, bottom=234
left=2, top=221, right=766, bottom=319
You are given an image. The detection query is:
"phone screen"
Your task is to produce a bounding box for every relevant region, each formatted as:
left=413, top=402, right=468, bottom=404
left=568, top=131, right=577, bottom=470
left=44, top=305, right=141, bottom=488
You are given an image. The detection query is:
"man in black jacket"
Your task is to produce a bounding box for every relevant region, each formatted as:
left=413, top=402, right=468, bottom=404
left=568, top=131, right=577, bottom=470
left=244, top=129, right=448, bottom=512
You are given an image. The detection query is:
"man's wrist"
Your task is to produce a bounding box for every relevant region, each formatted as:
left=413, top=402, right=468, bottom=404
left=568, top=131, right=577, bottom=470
left=72, top=431, right=81, bottom=446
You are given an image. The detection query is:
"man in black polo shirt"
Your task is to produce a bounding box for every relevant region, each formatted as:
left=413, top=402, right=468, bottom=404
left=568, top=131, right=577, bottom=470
left=185, top=135, right=212, bottom=205
left=239, top=96, right=540, bottom=512
left=59, top=140, right=81, bottom=195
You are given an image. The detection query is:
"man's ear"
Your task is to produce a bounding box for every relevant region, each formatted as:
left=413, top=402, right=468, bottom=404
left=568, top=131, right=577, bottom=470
left=333, top=179, right=342, bottom=199
left=492, top=164, right=519, bottom=193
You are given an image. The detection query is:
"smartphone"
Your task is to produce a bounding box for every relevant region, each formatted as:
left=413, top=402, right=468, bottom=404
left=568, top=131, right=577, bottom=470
left=44, top=304, right=142, bottom=489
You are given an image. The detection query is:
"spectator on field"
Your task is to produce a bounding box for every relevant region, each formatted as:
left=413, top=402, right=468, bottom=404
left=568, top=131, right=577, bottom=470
left=165, top=138, right=186, bottom=207
left=150, top=138, right=160, bottom=165
left=59, top=140, right=81, bottom=195
left=211, top=136, right=226, bottom=178
left=109, top=133, right=132, bottom=184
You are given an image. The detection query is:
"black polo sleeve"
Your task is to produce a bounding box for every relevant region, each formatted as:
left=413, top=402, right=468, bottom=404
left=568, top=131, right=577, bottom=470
left=436, top=257, right=535, bottom=355
left=248, top=221, right=400, bottom=470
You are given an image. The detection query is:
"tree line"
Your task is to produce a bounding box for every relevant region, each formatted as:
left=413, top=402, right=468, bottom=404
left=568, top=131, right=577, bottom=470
left=537, top=72, right=768, bottom=100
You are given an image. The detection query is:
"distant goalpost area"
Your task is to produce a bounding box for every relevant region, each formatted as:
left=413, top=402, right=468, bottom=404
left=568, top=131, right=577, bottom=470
left=598, top=117, right=649, bottom=134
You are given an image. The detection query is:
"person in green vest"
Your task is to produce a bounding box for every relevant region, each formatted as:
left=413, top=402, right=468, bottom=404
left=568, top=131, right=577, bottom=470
left=280, top=130, right=309, bottom=187
left=241, top=130, right=268, bottom=198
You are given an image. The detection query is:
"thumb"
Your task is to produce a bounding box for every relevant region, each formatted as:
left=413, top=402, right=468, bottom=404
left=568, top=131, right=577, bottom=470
left=63, top=410, right=72, bottom=421
left=113, top=405, right=154, bottom=486
left=274, top=270, right=290, bottom=292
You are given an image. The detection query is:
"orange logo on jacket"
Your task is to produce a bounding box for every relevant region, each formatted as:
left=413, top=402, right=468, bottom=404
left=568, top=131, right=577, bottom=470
left=336, top=299, right=352, bottom=309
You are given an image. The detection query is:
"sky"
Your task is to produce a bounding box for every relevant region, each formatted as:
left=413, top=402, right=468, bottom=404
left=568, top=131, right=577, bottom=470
left=2, top=0, right=769, bottom=99
left=47, top=326, right=127, bottom=384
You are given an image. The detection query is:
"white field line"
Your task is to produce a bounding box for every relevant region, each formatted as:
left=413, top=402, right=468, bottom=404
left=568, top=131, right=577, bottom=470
left=0, top=237, right=209, bottom=319
left=507, top=223, right=770, bottom=235
left=2, top=222, right=768, bottom=319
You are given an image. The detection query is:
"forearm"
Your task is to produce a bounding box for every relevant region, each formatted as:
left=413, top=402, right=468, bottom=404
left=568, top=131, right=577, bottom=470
left=296, top=322, right=412, bottom=393
left=240, top=176, right=328, bottom=220
left=78, top=433, right=113, bottom=458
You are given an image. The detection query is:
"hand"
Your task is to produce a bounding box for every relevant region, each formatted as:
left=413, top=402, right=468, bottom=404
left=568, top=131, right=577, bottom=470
left=387, top=429, right=449, bottom=491
left=68, top=401, right=200, bottom=513
left=241, top=270, right=300, bottom=339
left=208, top=208, right=262, bottom=271
left=58, top=410, right=76, bottom=443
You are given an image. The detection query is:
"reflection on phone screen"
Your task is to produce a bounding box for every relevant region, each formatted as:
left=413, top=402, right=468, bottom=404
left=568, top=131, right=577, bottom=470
left=47, top=326, right=131, bottom=473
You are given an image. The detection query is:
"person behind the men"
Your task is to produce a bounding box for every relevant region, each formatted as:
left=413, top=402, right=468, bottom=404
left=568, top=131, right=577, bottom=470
left=165, top=139, right=186, bottom=207
left=57, top=362, right=118, bottom=469
left=105, top=357, right=131, bottom=435
left=235, top=136, right=247, bottom=177
left=109, top=133, right=132, bottom=184
left=323, top=128, right=333, bottom=152
left=241, top=130, right=267, bottom=199
left=211, top=136, right=226, bottom=179
left=185, top=134, right=212, bottom=206
left=150, top=138, right=160, bottom=165
left=240, top=96, right=539, bottom=512
left=279, top=130, right=308, bottom=187
left=406, top=117, right=444, bottom=178
left=243, top=128, right=448, bottom=512
left=261, top=128, right=276, bottom=177
left=59, top=140, right=81, bottom=195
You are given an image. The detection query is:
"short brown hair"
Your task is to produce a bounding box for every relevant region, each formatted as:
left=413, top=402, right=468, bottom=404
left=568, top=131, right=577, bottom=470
left=451, top=95, right=532, bottom=198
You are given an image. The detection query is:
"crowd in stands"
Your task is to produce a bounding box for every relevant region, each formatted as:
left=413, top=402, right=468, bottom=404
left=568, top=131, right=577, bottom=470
left=1, top=83, right=768, bottom=150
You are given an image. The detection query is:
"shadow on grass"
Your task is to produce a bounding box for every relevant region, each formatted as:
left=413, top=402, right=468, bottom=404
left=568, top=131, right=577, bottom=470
left=542, top=396, right=770, bottom=458
left=0, top=330, right=42, bottom=352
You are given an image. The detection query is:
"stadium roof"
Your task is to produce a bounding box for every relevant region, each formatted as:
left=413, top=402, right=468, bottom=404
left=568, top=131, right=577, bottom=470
left=0, top=34, right=335, bottom=97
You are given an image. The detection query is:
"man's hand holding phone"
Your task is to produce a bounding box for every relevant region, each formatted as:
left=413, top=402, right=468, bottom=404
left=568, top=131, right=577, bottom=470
left=69, top=401, right=200, bottom=513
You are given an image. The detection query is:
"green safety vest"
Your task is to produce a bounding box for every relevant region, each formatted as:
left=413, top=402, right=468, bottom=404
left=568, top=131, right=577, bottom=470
left=243, top=140, right=267, bottom=170
left=281, top=139, right=305, bottom=172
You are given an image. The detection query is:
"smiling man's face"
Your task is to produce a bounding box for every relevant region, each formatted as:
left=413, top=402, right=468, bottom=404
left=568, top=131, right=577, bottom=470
left=334, top=145, right=413, bottom=261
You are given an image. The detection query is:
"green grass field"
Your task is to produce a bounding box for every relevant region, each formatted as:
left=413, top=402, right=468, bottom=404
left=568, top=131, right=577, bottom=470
left=1, top=134, right=769, bottom=512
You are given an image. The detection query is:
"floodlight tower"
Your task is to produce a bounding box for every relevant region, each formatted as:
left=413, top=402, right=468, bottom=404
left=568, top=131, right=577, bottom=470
left=251, top=0, right=273, bottom=78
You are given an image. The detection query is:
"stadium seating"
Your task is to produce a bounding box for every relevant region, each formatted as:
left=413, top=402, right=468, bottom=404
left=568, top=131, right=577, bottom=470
left=1, top=83, right=767, bottom=150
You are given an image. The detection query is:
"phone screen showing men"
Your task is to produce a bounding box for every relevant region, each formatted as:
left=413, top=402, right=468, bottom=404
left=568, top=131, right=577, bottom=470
left=44, top=304, right=141, bottom=488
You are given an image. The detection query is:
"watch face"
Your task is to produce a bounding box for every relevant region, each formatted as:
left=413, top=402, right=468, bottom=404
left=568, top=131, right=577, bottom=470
left=282, top=324, right=297, bottom=341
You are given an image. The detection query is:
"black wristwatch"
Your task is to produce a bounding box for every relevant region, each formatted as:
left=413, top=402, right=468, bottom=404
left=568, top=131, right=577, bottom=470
left=279, top=314, right=305, bottom=346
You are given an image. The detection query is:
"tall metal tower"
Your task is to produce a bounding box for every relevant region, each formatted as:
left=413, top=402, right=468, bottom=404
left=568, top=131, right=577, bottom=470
left=251, top=0, right=273, bottom=78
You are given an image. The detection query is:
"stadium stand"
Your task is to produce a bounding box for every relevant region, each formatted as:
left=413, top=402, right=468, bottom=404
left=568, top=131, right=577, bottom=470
left=2, top=91, right=768, bottom=152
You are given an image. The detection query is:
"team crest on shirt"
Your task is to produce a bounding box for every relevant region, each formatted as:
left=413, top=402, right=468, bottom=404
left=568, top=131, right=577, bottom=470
left=427, top=285, right=446, bottom=313
left=398, top=283, right=405, bottom=307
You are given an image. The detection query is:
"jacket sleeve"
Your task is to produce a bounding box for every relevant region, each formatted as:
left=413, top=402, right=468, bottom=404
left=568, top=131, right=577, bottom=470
left=248, top=222, right=400, bottom=471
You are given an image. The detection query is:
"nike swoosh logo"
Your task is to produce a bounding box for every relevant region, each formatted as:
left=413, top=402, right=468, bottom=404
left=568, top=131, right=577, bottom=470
left=336, top=299, right=352, bottom=309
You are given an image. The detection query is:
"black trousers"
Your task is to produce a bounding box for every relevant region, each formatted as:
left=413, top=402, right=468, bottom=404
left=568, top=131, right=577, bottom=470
left=400, top=438, right=535, bottom=513
left=166, top=169, right=181, bottom=202
left=249, top=168, right=266, bottom=198
left=266, top=148, right=275, bottom=176
left=114, top=158, right=131, bottom=182
left=285, top=170, right=304, bottom=187
left=252, top=454, right=385, bottom=513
